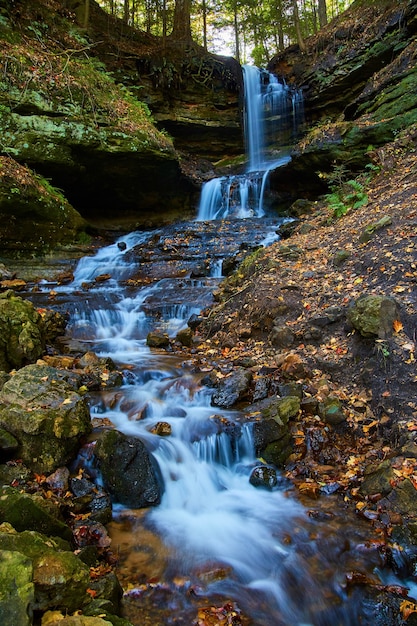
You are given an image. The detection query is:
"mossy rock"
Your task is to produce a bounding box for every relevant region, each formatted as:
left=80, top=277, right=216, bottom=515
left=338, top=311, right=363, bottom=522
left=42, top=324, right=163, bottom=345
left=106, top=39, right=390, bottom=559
left=347, top=294, right=399, bottom=338
left=0, top=364, right=91, bottom=473
left=94, top=430, right=163, bottom=508
left=0, top=290, right=45, bottom=371
left=0, top=487, right=72, bottom=541
left=0, top=549, right=34, bottom=626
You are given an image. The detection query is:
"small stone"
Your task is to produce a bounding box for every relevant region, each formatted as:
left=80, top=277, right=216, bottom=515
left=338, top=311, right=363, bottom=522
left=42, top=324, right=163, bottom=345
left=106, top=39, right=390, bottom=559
left=151, top=422, right=172, bottom=436
left=270, top=325, right=295, bottom=348
left=146, top=331, right=170, bottom=348
left=332, top=249, right=350, bottom=266
left=249, top=465, right=278, bottom=489
left=318, top=396, right=346, bottom=425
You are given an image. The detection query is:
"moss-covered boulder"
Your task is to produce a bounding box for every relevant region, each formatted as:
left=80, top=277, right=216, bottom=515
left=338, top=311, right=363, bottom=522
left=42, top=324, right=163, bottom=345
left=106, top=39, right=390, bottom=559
left=0, top=487, right=73, bottom=541
left=249, top=396, right=299, bottom=467
left=0, top=524, right=90, bottom=615
left=347, top=294, right=400, bottom=338
left=0, top=364, right=91, bottom=473
left=0, top=549, right=34, bottom=626
left=0, top=290, right=45, bottom=371
left=94, top=430, right=163, bottom=508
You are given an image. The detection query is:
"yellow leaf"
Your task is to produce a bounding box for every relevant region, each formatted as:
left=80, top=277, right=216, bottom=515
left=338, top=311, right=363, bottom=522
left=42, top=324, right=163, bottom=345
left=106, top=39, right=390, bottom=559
left=62, top=398, right=72, bottom=405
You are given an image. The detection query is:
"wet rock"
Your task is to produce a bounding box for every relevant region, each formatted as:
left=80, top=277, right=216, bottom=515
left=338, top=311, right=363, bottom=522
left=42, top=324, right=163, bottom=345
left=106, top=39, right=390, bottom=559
left=249, top=465, right=278, bottom=489
left=42, top=310, right=67, bottom=344
left=150, top=422, right=172, bottom=436
left=188, top=313, right=204, bottom=330
left=0, top=486, right=72, bottom=541
left=211, top=368, right=253, bottom=408
left=269, top=325, right=295, bottom=348
left=276, top=220, right=298, bottom=239
left=94, top=430, right=163, bottom=508
left=33, top=550, right=90, bottom=613
left=88, top=571, right=123, bottom=615
left=257, top=396, right=300, bottom=427
left=45, top=467, right=70, bottom=495
left=0, top=364, right=92, bottom=473
left=385, top=478, right=417, bottom=517
left=318, top=395, right=347, bottom=425
left=360, top=460, right=394, bottom=497
left=250, top=397, right=298, bottom=467
left=0, top=549, right=34, bottom=626
left=0, top=291, right=45, bottom=371
left=146, top=331, right=170, bottom=348
left=347, top=295, right=400, bottom=338
left=176, top=327, right=194, bottom=347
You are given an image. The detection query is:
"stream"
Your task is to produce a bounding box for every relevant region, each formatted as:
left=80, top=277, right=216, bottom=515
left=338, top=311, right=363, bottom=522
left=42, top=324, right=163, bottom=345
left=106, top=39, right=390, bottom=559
left=31, top=217, right=391, bottom=626
left=20, top=65, right=404, bottom=624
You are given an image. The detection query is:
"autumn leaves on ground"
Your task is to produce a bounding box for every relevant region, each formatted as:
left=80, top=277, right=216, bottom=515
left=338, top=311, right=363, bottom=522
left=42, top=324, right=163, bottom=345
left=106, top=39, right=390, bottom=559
left=185, top=126, right=417, bottom=617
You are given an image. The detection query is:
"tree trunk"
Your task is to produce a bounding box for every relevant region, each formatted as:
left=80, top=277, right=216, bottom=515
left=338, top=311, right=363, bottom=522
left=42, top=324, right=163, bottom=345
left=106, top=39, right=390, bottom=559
left=318, top=0, right=327, bottom=28
left=83, top=0, right=89, bottom=28
left=292, top=0, right=306, bottom=52
left=172, top=0, right=192, bottom=43
left=123, top=0, right=129, bottom=24
left=233, top=3, right=240, bottom=63
left=202, top=0, right=207, bottom=51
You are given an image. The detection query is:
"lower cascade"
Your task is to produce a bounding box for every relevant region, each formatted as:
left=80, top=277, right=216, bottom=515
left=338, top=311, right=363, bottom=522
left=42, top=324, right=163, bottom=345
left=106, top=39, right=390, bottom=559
left=31, top=214, right=392, bottom=625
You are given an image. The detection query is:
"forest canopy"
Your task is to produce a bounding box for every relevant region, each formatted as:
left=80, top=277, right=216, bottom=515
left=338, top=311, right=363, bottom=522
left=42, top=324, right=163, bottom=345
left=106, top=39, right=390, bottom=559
left=96, top=0, right=355, bottom=65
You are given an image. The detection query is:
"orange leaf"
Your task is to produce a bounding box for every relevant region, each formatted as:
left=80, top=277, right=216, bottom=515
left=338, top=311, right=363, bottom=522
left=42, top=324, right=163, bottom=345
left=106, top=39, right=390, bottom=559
left=393, top=319, right=403, bottom=333
left=86, top=588, right=97, bottom=598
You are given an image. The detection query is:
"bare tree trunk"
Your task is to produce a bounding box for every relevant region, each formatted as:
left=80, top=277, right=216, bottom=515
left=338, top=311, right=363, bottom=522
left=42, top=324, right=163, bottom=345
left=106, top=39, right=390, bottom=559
left=172, top=0, right=192, bottom=43
left=233, top=3, right=240, bottom=63
left=123, top=0, right=129, bottom=24
left=83, top=0, right=89, bottom=28
left=318, top=0, right=327, bottom=28
left=202, top=0, right=207, bottom=51
left=292, top=0, right=306, bottom=52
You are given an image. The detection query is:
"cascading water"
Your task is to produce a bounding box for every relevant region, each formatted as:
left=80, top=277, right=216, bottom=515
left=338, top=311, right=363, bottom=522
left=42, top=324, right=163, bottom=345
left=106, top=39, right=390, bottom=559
left=197, top=65, right=303, bottom=221
left=28, top=66, right=388, bottom=626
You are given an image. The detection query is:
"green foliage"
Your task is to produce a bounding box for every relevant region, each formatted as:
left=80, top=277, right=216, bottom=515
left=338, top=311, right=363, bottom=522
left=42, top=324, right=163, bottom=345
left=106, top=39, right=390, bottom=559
left=321, top=162, right=371, bottom=218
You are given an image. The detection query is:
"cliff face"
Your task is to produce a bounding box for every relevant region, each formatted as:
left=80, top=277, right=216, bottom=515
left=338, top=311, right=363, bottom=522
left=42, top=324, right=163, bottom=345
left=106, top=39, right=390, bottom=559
left=267, top=0, right=417, bottom=203
left=84, top=0, right=244, bottom=162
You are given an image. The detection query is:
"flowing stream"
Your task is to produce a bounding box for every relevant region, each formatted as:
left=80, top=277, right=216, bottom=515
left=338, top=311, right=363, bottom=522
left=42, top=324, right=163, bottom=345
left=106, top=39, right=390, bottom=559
left=32, top=66, right=392, bottom=624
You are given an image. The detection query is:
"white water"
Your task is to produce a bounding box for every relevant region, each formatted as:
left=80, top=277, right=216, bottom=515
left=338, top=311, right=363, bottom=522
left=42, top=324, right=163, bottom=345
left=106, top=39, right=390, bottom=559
left=197, top=65, right=301, bottom=221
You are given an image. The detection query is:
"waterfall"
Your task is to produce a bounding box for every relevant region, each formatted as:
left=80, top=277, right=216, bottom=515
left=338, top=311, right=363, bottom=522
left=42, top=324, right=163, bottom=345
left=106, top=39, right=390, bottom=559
left=197, top=65, right=302, bottom=221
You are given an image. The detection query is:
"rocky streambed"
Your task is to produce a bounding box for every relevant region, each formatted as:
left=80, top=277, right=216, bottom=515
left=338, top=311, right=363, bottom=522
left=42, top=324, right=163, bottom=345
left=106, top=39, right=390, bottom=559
left=0, top=135, right=417, bottom=625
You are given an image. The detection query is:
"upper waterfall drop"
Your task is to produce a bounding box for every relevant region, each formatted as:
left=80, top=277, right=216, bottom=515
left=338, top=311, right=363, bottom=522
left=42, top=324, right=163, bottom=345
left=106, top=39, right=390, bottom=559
left=197, top=65, right=303, bottom=221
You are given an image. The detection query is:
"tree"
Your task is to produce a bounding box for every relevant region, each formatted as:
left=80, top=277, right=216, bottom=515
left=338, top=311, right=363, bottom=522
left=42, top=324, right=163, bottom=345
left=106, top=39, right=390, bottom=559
left=318, top=0, right=327, bottom=28
left=171, top=0, right=192, bottom=42
left=292, top=0, right=306, bottom=52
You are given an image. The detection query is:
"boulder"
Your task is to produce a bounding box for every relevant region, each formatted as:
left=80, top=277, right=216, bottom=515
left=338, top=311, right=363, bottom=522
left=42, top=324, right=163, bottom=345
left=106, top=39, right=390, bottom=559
left=347, top=295, right=400, bottom=338
left=0, top=487, right=72, bottom=541
left=0, top=550, right=34, bottom=626
left=0, top=526, right=90, bottom=614
left=211, top=368, right=253, bottom=408
left=0, top=291, right=45, bottom=371
left=94, top=430, right=163, bottom=508
left=0, top=364, right=91, bottom=473
left=249, top=465, right=278, bottom=489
